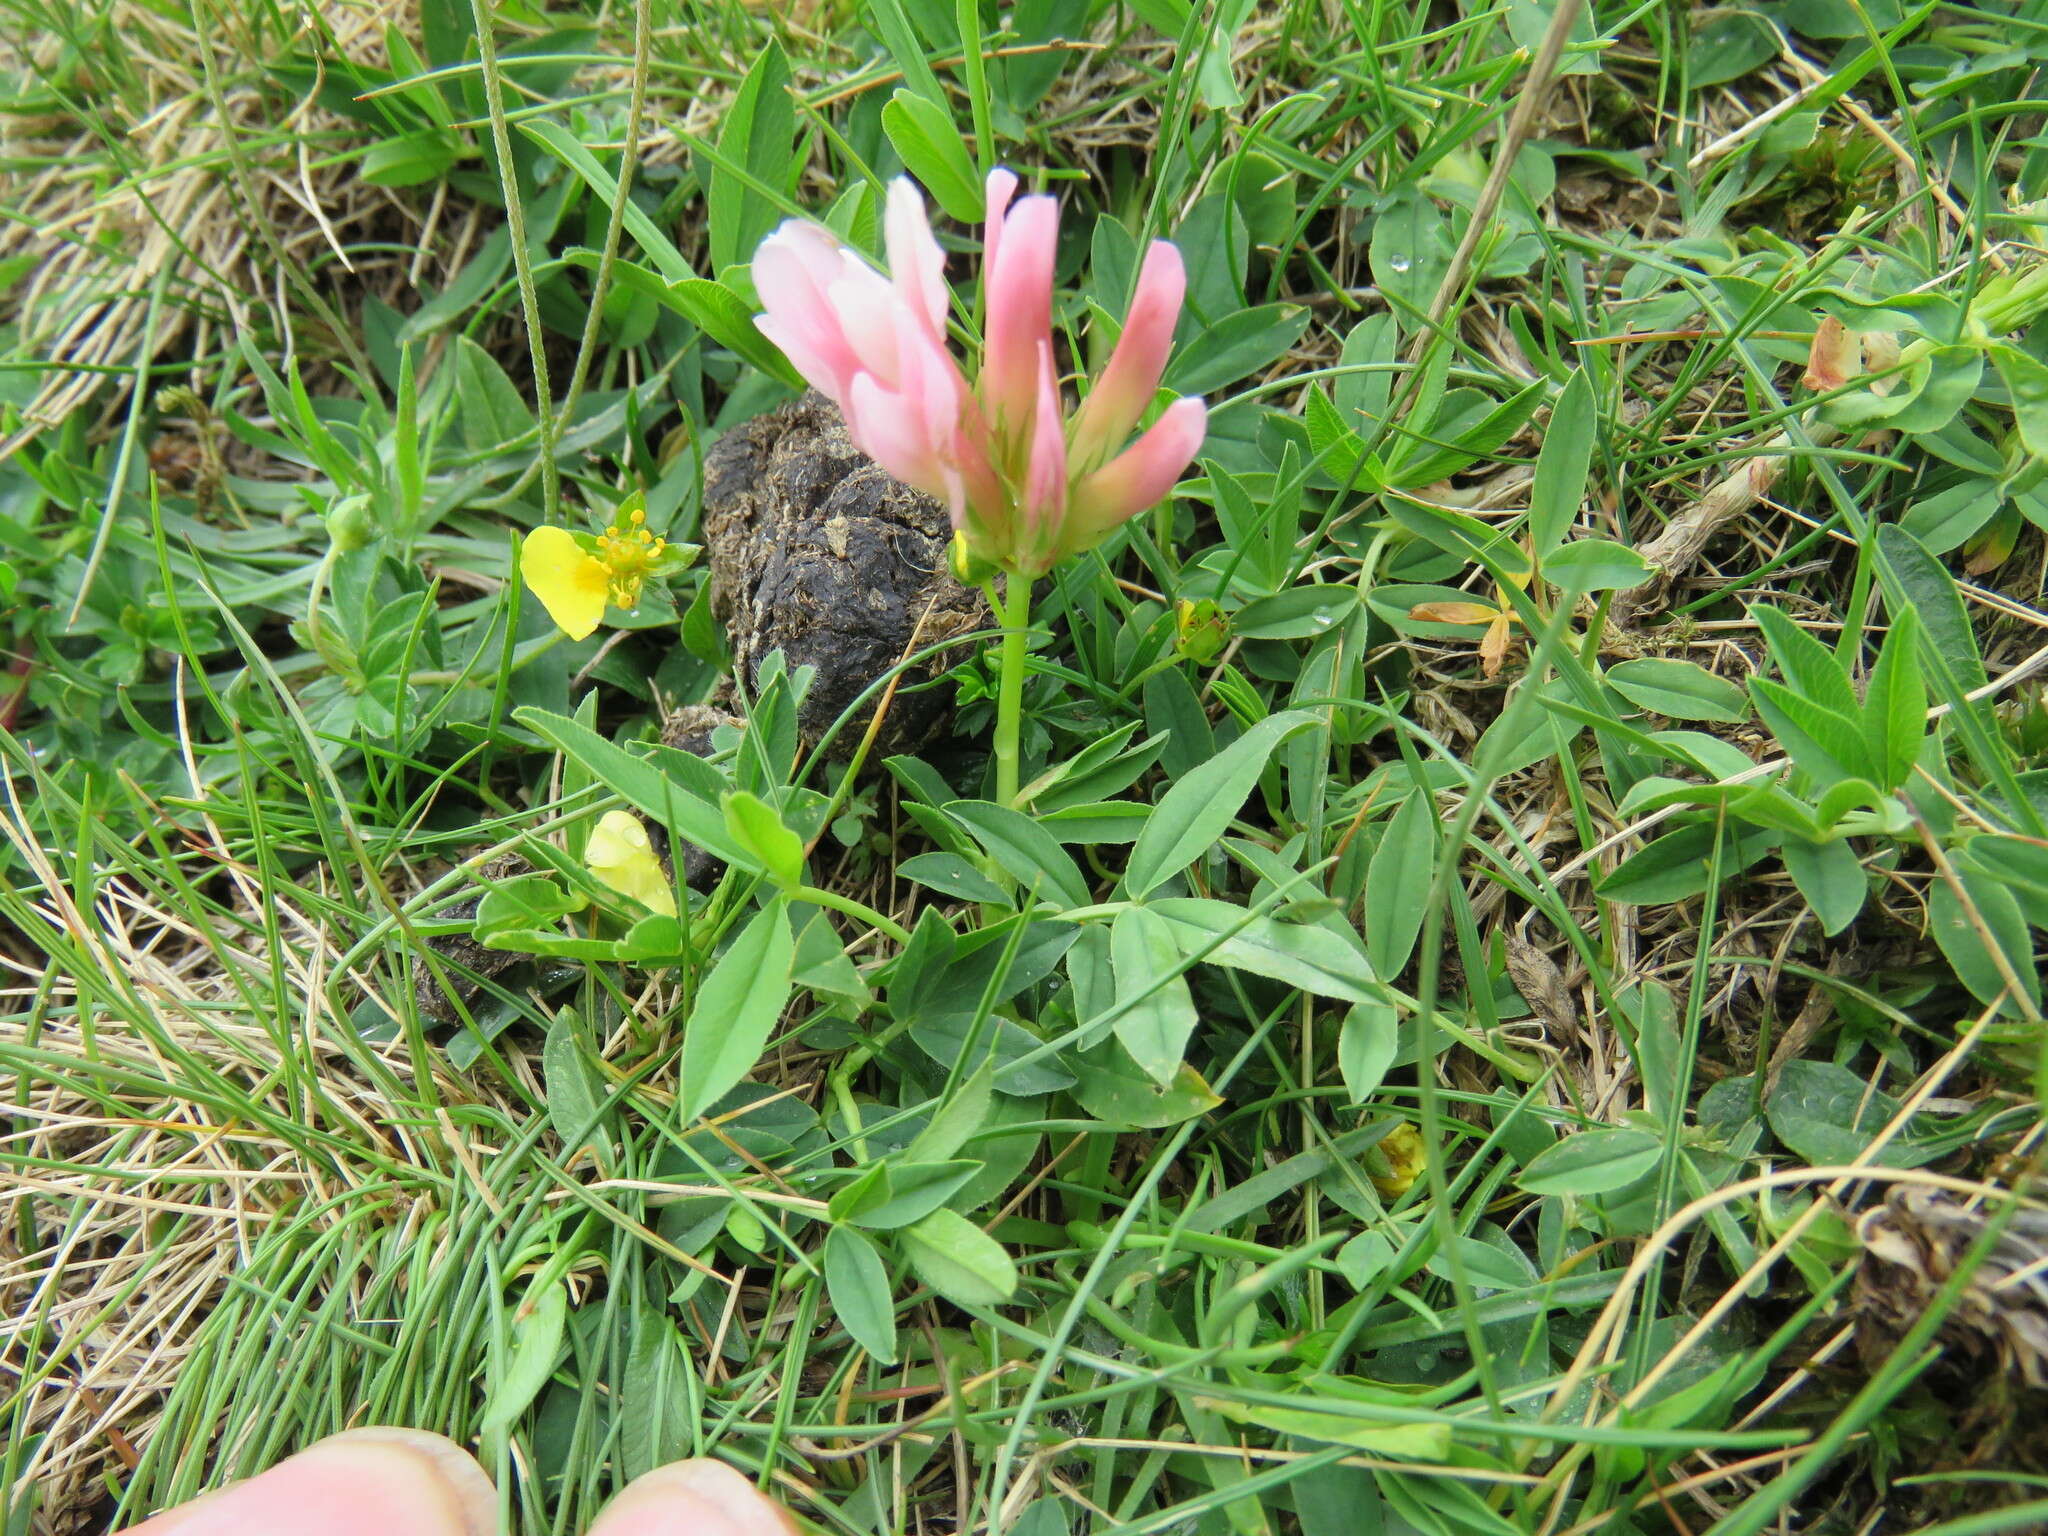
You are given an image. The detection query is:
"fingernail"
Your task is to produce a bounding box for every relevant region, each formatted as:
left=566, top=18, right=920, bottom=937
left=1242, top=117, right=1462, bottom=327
left=587, top=1459, right=799, bottom=1536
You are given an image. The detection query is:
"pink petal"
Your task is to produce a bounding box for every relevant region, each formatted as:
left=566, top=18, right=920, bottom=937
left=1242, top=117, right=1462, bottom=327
left=982, top=167, right=1018, bottom=275
left=1068, top=240, right=1187, bottom=473
left=1064, top=396, right=1207, bottom=555
left=586, top=1459, right=798, bottom=1536
left=1018, top=340, right=1068, bottom=568
left=126, top=1430, right=494, bottom=1536
left=831, top=279, right=909, bottom=389
left=758, top=219, right=845, bottom=289
left=981, top=192, right=1059, bottom=455
left=753, top=224, right=864, bottom=402
left=754, top=315, right=851, bottom=409
left=884, top=177, right=949, bottom=344
left=846, top=371, right=955, bottom=514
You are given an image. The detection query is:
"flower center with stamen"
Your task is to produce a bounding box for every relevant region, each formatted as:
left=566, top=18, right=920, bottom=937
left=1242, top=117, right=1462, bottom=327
left=596, top=507, right=666, bottom=608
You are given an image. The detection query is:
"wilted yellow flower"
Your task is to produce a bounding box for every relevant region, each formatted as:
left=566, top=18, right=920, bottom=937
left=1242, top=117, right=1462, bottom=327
left=1369, top=1121, right=1426, bottom=1200
left=585, top=809, right=676, bottom=918
left=521, top=506, right=669, bottom=641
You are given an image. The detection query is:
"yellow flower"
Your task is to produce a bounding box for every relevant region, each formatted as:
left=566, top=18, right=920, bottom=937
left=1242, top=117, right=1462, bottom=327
left=522, top=526, right=609, bottom=640
left=584, top=809, right=677, bottom=918
left=1368, top=1122, right=1426, bottom=1200
left=521, top=506, right=668, bottom=641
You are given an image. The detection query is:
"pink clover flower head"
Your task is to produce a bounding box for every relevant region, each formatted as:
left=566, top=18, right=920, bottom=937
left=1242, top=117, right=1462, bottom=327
left=751, top=171, right=1206, bottom=578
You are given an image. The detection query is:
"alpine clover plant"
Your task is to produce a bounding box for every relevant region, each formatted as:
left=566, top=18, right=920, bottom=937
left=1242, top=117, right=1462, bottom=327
left=751, top=170, right=1207, bottom=807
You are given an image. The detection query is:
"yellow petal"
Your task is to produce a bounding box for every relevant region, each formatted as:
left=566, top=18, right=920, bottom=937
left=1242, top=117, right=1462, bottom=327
left=1368, top=1122, right=1426, bottom=1199
left=521, top=526, right=611, bottom=641
left=585, top=809, right=677, bottom=917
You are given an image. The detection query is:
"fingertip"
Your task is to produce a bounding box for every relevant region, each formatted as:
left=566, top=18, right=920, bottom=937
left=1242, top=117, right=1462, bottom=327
left=588, top=1458, right=800, bottom=1536
left=122, top=1428, right=494, bottom=1536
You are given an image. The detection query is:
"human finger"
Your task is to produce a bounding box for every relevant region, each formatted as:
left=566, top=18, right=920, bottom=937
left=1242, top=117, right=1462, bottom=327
left=584, top=1458, right=799, bottom=1536
left=122, top=1427, right=496, bottom=1536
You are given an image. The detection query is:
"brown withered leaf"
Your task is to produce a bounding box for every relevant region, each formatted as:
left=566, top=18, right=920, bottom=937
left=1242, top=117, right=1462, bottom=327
left=1803, top=314, right=1862, bottom=392
left=1478, top=613, right=1512, bottom=678
left=1856, top=1186, right=2048, bottom=1389
left=1503, top=934, right=1575, bottom=1037
left=1408, top=601, right=1501, bottom=626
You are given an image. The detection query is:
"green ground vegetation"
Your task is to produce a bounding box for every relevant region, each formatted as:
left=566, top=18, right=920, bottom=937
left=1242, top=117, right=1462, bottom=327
left=5, top=0, right=2048, bottom=1532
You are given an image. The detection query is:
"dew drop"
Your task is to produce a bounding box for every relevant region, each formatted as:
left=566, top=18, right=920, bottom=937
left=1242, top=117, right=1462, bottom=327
left=1387, top=254, right=1412, bottom=274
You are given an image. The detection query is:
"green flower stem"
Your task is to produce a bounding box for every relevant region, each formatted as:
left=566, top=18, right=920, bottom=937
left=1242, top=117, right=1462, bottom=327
left=790, top=884, right=912, bottom=947
left=304, top=542, right=340, bottom=654
left=826, top=1012, right=919, bottom=1165
left=993, top=571, right=1032, bottom=808
left=467, top=0, right=560, bottom=522
left=409, top=630, right=564, bottom=687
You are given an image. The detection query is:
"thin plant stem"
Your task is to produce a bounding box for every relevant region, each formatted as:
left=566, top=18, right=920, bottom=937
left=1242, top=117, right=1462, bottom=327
left=993, top=571, right=1032, bottom=807
left=555, top=0, right=651, bottom=437
left=467, top=0, right=561, bottom=522
left=789, top=884, right=911, bottom=946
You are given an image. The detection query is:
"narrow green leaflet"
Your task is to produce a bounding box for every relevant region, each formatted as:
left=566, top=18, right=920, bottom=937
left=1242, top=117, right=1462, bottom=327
left=1597, top=823, right=1780, bottom=905
left=1110, top=905, right=1200, bottom=1085
left=543, top=1008, right=609, bottom=1165
left=1364, top=788, right=1436, bottom=976
left=905, top=1059, right=996, bottom=1163
left=1518, top=1128, right=1663, bottom=1195
left=901, top=1209, right=1018, bottom=1307
left=514, top=706, right=755, bottom=872
left=1963, top=835, right=2048, bottom=922
left=947, top=799, right=1091, bottom=908
left=1148, top=898, right=1378, bottom=1002
left=1928, top=873, right=2041, bottom=1014
left=709, top=42, right=793, bottom=274
left=1162, top=303, right=1311, bottom=396
left=1338, top=1001, right=1399, bottom=1103
left=1991, top=343, right=2048, bottom=457
left=1606, top=657, right=1748, bottom=722
left=880, top=87, right=983, bottom=222
left=678, top=899, right=796, bottom=1122
left=619, top=1318, right=693, bottom=1478
left=1202, top=1398, right=1452, bottom=1460
left=1528, top=368, right=1595, bottom=554
left=829, top=1160, right=983, bottom=1229
left=1751, top=678, right=1872, bottom=786
left=824, top=1225, right=899, bottom=1364
left=723, top=789, right=805, bottom=888
left=560, top=251, right=802, bottom=385
left=1068, top=1038, right=1222, bottom=1128
left=1782, top=836, right=1866, bottom=936
left=1124, top=710, right=1315, bottom=897
left=518, top=119, right=693, bottom=282
left=1751, top=604, right=1859, bottom=715
left=481, top=1277, right=568, bottom=1432
left=898, top=852, right=1009, bottom=905
left=361, top=129, right=460, bottom=189
left=1874, top=524, right=1987, bottom=690
left=454, top=335, right=534, bottom=449
left=1861, top=607, right=1925, bottom=793
left=1544, top=538, right=1653, bottom=592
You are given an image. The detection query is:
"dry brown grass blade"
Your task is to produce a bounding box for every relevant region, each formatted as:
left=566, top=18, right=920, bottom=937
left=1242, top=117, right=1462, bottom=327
left=0, top=0, right=436, bottom=463
left=1607, top=419, right=1845, bottom=627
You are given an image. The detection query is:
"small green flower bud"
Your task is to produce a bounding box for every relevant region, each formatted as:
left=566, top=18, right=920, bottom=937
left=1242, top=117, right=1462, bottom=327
left=1175, top=597, right=1229, bottom=665
left=325, top=494, right=375, bottom=552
